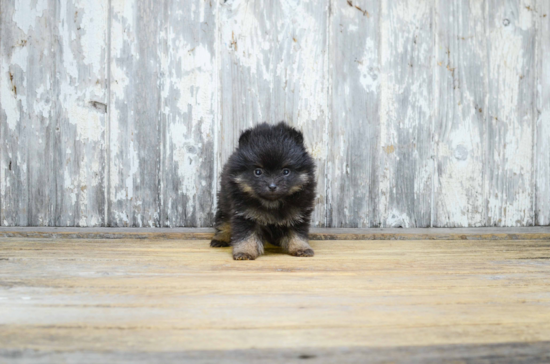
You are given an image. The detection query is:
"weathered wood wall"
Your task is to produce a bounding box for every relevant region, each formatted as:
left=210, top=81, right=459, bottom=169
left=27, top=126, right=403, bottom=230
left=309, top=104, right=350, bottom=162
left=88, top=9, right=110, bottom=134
left=1, top=0, right=548, bottom=228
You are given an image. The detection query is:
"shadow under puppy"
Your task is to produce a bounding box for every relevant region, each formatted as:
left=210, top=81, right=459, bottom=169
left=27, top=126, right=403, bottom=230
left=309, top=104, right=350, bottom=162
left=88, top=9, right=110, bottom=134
left=211, top=122, right=316, bottom=260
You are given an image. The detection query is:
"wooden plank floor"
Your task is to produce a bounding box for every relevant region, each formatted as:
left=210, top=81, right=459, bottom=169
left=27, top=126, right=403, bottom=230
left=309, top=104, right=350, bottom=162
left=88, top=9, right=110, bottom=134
left=1, top=237, right=550, bottom=363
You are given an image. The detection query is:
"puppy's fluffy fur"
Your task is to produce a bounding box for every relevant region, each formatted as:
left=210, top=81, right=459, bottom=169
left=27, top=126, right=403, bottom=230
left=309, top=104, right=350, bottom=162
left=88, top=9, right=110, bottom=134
left=211, top=122, right=316, bottom=260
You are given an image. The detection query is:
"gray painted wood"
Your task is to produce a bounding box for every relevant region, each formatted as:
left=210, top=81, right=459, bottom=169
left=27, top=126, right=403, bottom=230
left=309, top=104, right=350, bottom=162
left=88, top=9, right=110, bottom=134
left=217, top=0, right=273, bottom=158
left=109, top=0, right=163, bottom=227
left=433, top=0, right=487, bottom=227
left=327, top=0, right=381, bottom=228
left=159, top=0, right=216, bottom=227
left=217, top=0, right=329, bottom=226
left=55, top=0, right=109, bottom=226
left=486, top=0, right=536, bottom=226
left=536, top=0, right=549, bottom=226
left=1, top=0, right=57, bottom=226
left=1, top=0, right=549, bottom=228
left=378, top=0, right=433, bottom=227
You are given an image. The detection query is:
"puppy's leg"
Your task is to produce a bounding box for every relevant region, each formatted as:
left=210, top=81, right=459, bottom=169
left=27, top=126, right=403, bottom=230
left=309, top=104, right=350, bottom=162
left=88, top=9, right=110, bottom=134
left=281, top=232, right=314, bottom=257
left=231, top=217, right=264, bottom=260
left=280, top=224, right=314, bottom=257
left=210, top=221, right=231, bottom=248
left=211, top=205, right=231, bottom=247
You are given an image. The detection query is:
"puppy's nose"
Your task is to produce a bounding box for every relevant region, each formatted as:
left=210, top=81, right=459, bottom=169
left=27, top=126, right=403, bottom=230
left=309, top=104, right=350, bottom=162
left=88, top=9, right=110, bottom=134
left=268, top=184, right=277, bottom=191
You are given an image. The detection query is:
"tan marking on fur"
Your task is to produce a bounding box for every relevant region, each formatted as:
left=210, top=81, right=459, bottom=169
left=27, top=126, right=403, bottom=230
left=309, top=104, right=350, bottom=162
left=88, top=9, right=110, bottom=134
left=235, top=177, right=255, bottom=195
left=289, top=173, right=309, bottom=194
left=281, top=232, right=313, bottom=255
left=236, top=207, right=304, bottom=226
left=213, top=222, right=231, bottom=242
left=232, top=233, right=264, bottom=259
left=288, top=185, right=303, bottom=194
left=259, top=199, right=281, bottom=209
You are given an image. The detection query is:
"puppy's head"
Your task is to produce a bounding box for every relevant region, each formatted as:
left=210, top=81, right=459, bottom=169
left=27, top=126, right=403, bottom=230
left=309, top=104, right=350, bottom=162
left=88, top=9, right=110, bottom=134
left=230, top=122, right=315, bottom=202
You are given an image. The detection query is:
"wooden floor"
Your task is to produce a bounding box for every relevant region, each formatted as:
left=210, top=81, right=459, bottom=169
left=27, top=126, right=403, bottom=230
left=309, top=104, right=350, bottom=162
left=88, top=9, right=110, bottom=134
left=1, top=237, right=550, bottom=363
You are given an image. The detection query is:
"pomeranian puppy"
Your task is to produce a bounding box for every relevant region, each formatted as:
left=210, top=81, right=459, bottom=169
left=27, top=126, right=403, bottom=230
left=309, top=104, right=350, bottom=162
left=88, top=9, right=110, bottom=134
left=211, top=122, right=316, bottom=260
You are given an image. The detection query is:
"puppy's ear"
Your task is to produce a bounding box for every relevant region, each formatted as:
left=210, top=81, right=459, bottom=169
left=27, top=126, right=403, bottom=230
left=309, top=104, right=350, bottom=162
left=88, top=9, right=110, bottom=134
left=238, top=129, right=252, bottom=147
left=277, top=121, right=304, bottom=145
left=288, top=128, right=304, bottom=145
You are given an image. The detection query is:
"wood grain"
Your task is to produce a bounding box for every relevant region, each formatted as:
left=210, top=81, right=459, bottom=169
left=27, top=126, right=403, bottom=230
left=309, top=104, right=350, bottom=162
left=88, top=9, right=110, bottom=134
left=2, top=342, right=550, bottom=364
left=1, top=0, right=549, bottom=229
left=433, top=0, right=487, bottom=227
left=486, top=0, right=536, bottom=226
left=379, top=0, right=433, bottom=227
left=159, top=0, right=216, bottom=227
left=109, top=0, right=163, bottom=227
left=1, top=0, right=57, bottom=226
left=1, top=237, right=549, bottom=361
left=536, top=0, right=549, bottom=226
left=1, top=226, right=549, bottom=241
left=327, top=0, right=381, bottom=228
left=55, top=0, right=109, bottom=226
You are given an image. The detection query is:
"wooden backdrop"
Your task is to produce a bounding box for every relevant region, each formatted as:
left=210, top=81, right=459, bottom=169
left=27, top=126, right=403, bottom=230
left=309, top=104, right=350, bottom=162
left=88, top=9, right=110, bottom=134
left=1, top=0, right=548, bottom=228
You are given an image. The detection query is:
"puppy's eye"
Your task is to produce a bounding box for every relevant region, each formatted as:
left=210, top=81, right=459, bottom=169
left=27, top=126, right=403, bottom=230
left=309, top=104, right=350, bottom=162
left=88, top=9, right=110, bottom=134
left=254, top=168, right=263, bottom=176
left=282, top=168, right=291, bottom=176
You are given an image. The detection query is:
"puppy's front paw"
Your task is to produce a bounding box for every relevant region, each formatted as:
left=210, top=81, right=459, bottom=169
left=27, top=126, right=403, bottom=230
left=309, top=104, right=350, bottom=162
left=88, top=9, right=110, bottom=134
left=291, top=248, right=314, bottom=257
left=233, top=252, right=256, bottom=260
left=210, top=239, right=230, bottom=248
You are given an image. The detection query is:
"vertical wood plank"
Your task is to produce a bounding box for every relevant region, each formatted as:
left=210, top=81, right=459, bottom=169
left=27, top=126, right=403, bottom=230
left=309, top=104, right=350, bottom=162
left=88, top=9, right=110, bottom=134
left=218, top=0, right=272, bottom=157
left=1, top=0, right=57, bottom=226
left=433, top=0, right=487, bottom=227
left=0, top=0, right=2, bottom=225
left=270, top=0, right=329, bottom=226
left=159, top=0, right=217, bottom=227
left=54, top=0, right=109, bottom=226
left=378, top=0, right=433, bottom=227
left=109, top=0, right=162, bottom=227
left=536, top=0, right=550, bottom=226
left=218, top=0, right=329, bottom=226
left=327, top=0, right=380, bottom=227
left=486, top=0, right=536, bottom=226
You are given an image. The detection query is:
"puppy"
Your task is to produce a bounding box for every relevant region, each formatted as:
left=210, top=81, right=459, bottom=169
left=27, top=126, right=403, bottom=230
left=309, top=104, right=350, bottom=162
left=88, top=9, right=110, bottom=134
left=211, top=122, right=316, bottom=260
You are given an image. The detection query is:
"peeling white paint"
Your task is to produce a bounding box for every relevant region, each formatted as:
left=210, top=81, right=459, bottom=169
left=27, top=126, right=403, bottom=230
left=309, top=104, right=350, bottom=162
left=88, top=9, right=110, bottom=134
left=13, top=0, right=48, bottom=33
left=222, top=1, right=270, bottom=80
left=518, top=4, right=534, bottom=31
left=125, top=140, right=139, bottom=201
left=1, top=0, right=547, bottom=228
left=438, top=123, right=484, bottom=226
left=67, top=105, right=104, bottom=141
left=485, top=0, right=535, bottom=226
left=386, top=209, right=412, bottom=228
left=1, top=44, right=30, bottom=131
left=357, top=39, right=379, bottom=93
left=1, top=61, right=21, bottom=131
left=79, top=0, right=108, bottom=75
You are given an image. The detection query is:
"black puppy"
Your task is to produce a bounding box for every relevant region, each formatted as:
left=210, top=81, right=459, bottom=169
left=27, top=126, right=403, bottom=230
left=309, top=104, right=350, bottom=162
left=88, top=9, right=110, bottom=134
left=211, top=122, right=316, bottom=260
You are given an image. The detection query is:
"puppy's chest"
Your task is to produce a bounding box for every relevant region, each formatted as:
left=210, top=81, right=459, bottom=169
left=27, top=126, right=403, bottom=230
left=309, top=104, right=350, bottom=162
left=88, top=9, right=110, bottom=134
left=236, top=205, right=304, bottom=226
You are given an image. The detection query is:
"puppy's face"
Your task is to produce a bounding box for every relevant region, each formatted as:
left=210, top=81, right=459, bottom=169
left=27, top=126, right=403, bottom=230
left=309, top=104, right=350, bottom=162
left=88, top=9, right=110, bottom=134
left=236, top=163, right=310, bottom=201
left=231, top=123, right=314, bottom=202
